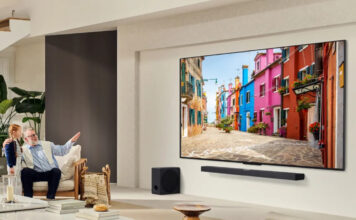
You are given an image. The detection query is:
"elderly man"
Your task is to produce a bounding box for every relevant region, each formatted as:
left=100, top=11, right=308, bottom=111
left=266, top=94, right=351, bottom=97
left=13, top=128, right=80, bottom=200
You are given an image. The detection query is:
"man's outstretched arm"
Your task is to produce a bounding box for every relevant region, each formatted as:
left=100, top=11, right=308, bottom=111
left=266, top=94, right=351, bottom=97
left=51, top=132, right=81, bottom=156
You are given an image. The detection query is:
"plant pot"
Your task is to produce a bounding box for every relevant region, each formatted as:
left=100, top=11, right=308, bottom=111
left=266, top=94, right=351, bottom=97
left=312, top=131, right=319, bottom=140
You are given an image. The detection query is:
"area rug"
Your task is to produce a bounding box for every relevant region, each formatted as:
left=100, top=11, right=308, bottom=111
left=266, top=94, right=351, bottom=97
left=110, top=201, right=221, bottom=220
left=116, top=209, right=221, bottom=220
left=110, top=200, right=151, bottom=209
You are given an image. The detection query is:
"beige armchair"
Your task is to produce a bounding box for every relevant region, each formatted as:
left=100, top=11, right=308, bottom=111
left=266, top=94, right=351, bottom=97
left=31, top=145, right=86, bottom=200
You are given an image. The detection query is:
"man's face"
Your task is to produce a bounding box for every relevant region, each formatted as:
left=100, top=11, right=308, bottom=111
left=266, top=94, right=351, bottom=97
left=24, top=130, right=38, bottom=146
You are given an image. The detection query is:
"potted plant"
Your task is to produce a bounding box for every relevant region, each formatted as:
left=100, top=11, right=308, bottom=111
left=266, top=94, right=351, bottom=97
left=277, top=86, right=287, bottom=95
left=297, top=97, right=311, bottom=113
left=247, top=125, right=258, bottom=134
left=224, top=126, right=233, bottom=133
left=309, top=122, right=320, bottom=140
left=0, top=75, right=20, bottom=153
left=9, top=87, right=45, bottom=139
left=220, top=117, right=233, bottom=133
left=293, top=80, right=303, bottom=88
left=279, top=126, right=287, bottom=137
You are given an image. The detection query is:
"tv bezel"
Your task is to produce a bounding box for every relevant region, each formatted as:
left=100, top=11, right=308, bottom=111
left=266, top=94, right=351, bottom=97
left=179, top=40, right=346, bottom=171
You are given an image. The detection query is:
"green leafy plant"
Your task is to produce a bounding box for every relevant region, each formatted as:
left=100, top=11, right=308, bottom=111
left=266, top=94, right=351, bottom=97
left=247, top=125, right=258, bottom=133
left=0, top=75, right=20, bottom=155
left=9, top=87, right=45, bottom=139
left=302, top=74, right=317, bottom=84
left=293, top=80, right=303, bottom=88
left=277, top=86, right=287, bottom=95
left=223, top=126, right=233, bottom=133
left=297, top=97, right=311, bottom=112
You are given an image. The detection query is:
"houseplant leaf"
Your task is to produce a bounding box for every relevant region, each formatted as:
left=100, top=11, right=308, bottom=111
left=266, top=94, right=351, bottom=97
left=22, top=117, right=41, bottom=123
left=0, top=75, right=7, bottom=102
left=0, top=99, right=12, bottom=114
left=15, top=99, right=45, bottom=114
left=9, top=87, right=43, bottom=97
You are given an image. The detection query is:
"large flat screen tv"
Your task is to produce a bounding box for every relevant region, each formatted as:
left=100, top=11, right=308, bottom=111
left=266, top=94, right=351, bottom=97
left=180, top=40, right=345, bottom=170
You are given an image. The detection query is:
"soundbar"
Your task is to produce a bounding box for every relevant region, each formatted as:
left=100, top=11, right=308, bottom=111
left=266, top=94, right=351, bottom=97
left=201, top=166, right=305, bottom=181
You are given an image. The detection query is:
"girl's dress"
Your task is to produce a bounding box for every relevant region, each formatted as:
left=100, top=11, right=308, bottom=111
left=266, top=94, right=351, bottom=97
left=5, top=139, right=22, bottom=192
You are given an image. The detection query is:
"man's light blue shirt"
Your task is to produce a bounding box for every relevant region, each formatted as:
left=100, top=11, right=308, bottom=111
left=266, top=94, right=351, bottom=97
left=23, top=140, right=74, bottom=172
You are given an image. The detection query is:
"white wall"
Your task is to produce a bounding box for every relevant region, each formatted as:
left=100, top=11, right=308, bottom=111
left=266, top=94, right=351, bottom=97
left=0, top=39, right=46, bottom=138
left=117, top=0, right=356, bottom=217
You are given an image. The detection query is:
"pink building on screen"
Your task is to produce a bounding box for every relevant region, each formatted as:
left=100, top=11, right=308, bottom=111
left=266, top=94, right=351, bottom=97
left=227, top=83, right=234, bottom=118
left=252, top=49, right=282, bottom=135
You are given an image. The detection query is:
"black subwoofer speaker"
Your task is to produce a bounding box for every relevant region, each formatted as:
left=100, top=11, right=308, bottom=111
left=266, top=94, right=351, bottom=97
left=152, top=167, right=180, bottom=195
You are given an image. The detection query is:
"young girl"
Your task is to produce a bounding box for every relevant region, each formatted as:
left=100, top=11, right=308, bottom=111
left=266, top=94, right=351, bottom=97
left=4, top=124, right=22, bottom=177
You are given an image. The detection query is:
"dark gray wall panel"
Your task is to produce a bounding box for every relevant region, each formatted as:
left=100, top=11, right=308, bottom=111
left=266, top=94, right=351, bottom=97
left=45, top=31, right=117, bottom=182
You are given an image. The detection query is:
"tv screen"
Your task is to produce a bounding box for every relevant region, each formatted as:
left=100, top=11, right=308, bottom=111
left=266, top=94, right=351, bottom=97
left=180, top=40, right=345, bottom=170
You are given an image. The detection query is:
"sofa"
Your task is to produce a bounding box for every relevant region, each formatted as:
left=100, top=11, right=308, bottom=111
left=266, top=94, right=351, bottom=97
left=32, top=145, right=87, bottom=199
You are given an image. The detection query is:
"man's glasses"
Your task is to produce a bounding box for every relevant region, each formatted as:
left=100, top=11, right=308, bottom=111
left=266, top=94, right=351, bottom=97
left=26, top=134, right=37, bottom=138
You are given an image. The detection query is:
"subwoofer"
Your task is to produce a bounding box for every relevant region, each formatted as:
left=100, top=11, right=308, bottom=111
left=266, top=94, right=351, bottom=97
left=152, top=167, right=180, bottom=195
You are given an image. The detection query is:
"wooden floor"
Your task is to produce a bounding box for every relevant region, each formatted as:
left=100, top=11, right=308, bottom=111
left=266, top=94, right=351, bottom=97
left=107, top=185, right=354, bottom=220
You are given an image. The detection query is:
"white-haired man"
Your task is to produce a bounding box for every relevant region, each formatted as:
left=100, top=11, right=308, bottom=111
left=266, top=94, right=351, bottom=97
left=4, top=128, right=81, bottom=200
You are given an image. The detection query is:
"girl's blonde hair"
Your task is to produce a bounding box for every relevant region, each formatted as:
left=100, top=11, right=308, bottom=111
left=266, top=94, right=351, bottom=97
left=8, top=124, right=21, bottom=139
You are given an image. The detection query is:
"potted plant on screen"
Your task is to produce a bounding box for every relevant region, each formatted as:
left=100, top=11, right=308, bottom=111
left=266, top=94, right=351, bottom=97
left=297, top=97, right=311, bottom=113
left=309, top=122, right=320, bottom=140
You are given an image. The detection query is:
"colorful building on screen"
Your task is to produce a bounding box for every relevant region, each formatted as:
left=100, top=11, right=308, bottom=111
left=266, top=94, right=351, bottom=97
left=233, top=76, right=242, bottom=130
left=252, top=49, right=282, bottom=135
left=216, top=85, right=228, bottom=123
left=227, top=83, right=235, bottom=118
left=280, top=45, right=317, bottom=141
left=180, top=57, right=205, bottom=137
left=239, top=65, right=255, bottom=132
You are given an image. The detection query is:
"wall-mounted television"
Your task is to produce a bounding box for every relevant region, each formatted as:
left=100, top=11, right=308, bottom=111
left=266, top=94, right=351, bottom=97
left=180, top=40, right=345, bottom=170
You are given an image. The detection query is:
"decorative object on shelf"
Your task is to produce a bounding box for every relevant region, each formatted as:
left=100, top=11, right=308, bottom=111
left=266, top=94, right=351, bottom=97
left=2, top=175, right=17, bottom=203
left=309, top=122, right=320, bottom=140
left=173, top=204, right=211, bottom=220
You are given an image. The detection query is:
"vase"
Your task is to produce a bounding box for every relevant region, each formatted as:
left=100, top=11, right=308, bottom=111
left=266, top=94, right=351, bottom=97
left=312, top=131, right=319, bottom=140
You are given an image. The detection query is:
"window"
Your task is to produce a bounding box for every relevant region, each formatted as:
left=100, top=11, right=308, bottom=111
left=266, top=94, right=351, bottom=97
left=190, top=109, right=195, bottom=125
left=272, top=76, right=280, bottom=92
left=240, top=94, right=243, bottom=105
left=259, top=109, right=264, bottom=122
left=281, top=77, right=290, bottom=94
left=189, top=74, right=195, bottom=93
left=282, top=48, right=290, bottom=62
left=282, top=108, right=289, bottom=126
left=298, top=64, right=315, bottom=80
left=196, top=80, right=202, bottom=97
left=197, top=111, right=202, bottom=125
left=260, top=84, right=265, bottom=97
left=253, top=112, right=257, bottom=121
left=256, top=61, right=260, bottom=71
left=246, top=91, right=250, bottom=103
left=232, top=98, right=235, bottom=106
left=298, top=45, right=308, bottom=51
left=285, top=78, right=289, bottom=89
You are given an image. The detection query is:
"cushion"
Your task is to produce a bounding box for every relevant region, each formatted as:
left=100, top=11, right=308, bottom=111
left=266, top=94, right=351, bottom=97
left=55, top=145, right=81, bottom=181
left=33, top=179, right=74, bottom=191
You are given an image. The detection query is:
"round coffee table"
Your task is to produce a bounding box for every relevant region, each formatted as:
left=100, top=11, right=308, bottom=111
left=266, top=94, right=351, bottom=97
left=173, top=204, right=211, bottom=220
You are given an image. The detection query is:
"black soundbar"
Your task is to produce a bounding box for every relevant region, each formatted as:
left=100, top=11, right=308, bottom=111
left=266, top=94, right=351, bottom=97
left=201, top=166, right=305, bottom=181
